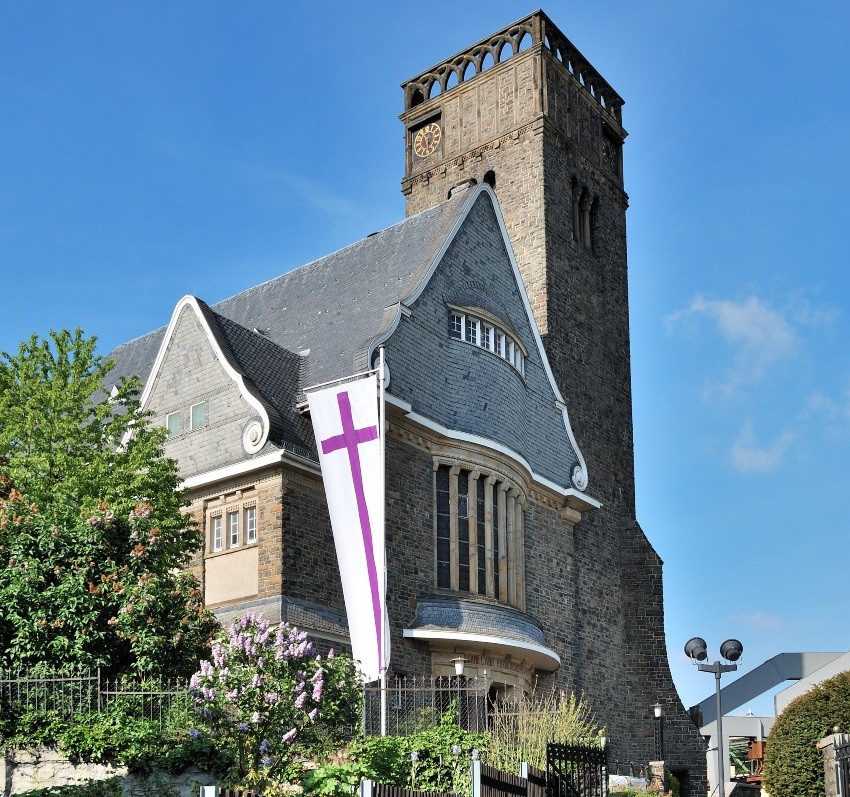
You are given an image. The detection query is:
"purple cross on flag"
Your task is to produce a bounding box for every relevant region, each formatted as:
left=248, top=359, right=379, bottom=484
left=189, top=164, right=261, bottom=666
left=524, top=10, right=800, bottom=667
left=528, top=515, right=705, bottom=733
left=307, top=374, right=388, bottom=682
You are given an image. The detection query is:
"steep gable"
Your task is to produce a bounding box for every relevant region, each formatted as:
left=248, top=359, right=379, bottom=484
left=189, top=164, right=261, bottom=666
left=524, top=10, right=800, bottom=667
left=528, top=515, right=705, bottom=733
left=140, top=297, right=296, bottom=478
left=377, top=186, right=591, bottom=499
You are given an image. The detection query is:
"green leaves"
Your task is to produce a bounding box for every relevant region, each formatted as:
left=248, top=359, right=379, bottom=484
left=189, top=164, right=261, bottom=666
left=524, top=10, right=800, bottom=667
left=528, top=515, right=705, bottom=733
left=0, top=329, right=217, bottom=677
left=349, top=706, right=487, bottom=797
left=763, top=669, right=850, bottom=797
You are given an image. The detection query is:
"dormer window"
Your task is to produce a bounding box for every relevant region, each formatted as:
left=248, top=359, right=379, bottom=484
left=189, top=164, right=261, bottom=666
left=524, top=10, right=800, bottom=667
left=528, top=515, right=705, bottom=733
left=448, top=307, right=526, bottom=377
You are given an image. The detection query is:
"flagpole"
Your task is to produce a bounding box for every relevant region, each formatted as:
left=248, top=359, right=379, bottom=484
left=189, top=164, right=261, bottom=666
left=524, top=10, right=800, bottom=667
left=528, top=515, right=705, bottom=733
left=378, top=345, right=388, bottom=737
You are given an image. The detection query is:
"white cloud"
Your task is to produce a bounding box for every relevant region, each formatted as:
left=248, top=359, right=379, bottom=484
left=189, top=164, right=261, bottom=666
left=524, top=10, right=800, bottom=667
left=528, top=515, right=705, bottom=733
left=667, top=295, right=796, bottom=397
left=731, top=419, right=794, bottom=473
left=728, top=610, right=782, bottom=630
left=806, top=383, right=850, bottom=422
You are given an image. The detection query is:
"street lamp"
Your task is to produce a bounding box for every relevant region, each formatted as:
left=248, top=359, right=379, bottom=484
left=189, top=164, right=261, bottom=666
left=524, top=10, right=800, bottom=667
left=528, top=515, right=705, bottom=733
left=652, top=702, right=664, bottom=761
left=685, top=637, right=744, bottom=797
left=450, top=657, right=466, bottom=728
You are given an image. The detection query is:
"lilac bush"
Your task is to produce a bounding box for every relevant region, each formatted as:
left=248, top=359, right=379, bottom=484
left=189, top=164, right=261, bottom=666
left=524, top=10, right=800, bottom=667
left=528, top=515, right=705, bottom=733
left=190, top=613, right=361, bottom=787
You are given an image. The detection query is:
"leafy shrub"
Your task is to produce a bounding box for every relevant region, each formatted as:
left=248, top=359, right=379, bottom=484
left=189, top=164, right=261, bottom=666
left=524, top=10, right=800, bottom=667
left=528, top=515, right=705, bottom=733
left=349, top=705, right=486, bottom=796
left=13, top=777, right=123, bottom=797
left=302, top=762, right=372, bottom=797
left=763, top=668, right=850, bottom=797
left=1, top=698, right=226, bottom=778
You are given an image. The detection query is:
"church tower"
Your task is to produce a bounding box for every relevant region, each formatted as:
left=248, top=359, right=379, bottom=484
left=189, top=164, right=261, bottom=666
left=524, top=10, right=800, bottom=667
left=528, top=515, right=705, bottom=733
left=401, top=12, right=705, bottom=790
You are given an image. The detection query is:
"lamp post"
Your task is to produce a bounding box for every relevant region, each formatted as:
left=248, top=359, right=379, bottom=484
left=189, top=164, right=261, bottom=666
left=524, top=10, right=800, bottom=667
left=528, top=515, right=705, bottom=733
left=684, top=637, right=744, bottom=797
left=652, top=702, right=664, bottom=762
left=451, top=657, right=466, bottom=728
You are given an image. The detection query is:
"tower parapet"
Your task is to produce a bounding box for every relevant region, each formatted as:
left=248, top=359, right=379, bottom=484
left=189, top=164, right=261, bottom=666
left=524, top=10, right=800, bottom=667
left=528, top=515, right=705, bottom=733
left=401, top=10, right=623, bottom=124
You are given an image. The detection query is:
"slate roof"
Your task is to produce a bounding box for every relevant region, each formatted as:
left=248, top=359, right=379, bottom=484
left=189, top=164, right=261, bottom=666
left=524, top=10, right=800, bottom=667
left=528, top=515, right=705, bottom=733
left=107, top=188, right=474, bottom=454
left=406, top=596, right=548, bottom=647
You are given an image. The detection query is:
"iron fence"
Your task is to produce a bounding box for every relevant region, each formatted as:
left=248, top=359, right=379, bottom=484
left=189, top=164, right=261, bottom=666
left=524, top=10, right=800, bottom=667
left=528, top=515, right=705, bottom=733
left=363, top=675, right=492, bottom=736
left=0, top=669, right=192, bottom=732
left=547, top=742, right=608, bottom=797
left=836, top=739, right=850, bottom=797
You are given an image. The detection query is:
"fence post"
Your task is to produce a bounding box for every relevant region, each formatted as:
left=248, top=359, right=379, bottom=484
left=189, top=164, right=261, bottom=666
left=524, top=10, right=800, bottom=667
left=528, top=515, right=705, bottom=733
left=520, top=761, right=528, bottom=780
left=96, top=667, right=102, bottom=713
left=471, top=758, right=481, bottom=797
left=199, top=787, right=219, bottom=797
left=360, top=778, right=374, bottom=797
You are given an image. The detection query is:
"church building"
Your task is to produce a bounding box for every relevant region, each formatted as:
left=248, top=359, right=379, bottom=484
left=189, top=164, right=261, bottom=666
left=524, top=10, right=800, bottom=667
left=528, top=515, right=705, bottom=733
left=109, top=11, right=706, bottom=792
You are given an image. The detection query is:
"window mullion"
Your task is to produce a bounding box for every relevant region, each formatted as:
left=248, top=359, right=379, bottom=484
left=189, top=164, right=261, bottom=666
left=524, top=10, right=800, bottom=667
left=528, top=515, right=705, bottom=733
left=496, top=484, right=507, bottom=602
left=484, top=475, right=495, bottom=598
left=449, top=465, right=460, bottom=591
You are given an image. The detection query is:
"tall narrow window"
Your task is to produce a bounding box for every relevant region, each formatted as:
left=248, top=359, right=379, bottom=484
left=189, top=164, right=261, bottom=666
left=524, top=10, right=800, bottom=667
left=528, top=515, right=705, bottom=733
left=245, top=506, right=257, bottom=544
left=228, top=511, right=239, bottom=547
left=492, top=482, right=500, bottom=599
left=476, top=478, right=486, bottom=595
left=166, top=411, right=181, bottom=438
left=436, top=465, right=451, bottom=589
left=190, top=402, right=207, bottom=430
left=450, top=314, right=463, bottom=339
left=212, top=516, right=222, bottom=552
left=458, top=471, right=470, bottom=593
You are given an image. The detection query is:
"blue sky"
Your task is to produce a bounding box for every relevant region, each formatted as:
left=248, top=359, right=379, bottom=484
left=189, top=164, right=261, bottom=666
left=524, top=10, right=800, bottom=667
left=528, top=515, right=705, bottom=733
left=2, top=2, right=849, bottom=720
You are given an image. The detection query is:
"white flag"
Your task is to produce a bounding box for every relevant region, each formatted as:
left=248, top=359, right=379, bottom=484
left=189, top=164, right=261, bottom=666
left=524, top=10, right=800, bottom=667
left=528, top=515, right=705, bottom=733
left=307, top=374, right=388, bottom=682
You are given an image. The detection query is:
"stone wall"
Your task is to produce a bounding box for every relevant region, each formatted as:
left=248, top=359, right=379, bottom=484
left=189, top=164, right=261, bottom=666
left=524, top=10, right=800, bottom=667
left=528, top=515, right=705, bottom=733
left=1, top=748, right=213, bottom=797
left=399, top=18, right=706, bottom=794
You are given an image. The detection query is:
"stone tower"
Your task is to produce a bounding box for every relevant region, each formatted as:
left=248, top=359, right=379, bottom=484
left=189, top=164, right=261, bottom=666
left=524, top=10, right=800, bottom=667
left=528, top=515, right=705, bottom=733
left=400, top=12, right=705, bottom=790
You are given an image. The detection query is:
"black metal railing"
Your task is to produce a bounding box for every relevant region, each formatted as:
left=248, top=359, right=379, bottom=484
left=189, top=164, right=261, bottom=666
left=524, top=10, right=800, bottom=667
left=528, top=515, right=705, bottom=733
left=547, top=742, right=608, bottom=797
left=836, top=739, right=850, bottom=797
left=0, top=669, right=191, bottom=733
left=363, top=675, right=493, bottom=735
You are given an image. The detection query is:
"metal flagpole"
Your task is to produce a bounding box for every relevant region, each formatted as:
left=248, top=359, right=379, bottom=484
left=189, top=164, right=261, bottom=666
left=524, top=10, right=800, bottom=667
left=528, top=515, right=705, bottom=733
left=378, top=346, right=387, bottom=737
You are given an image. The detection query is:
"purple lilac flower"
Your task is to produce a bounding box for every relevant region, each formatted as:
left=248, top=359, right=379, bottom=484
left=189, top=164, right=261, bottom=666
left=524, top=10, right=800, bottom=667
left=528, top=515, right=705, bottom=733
left=411, top=752, right=419, bottom=762
left=260, top=739, right=270, bottom=753
left=471, top=749, right=480, bottom=761
left=251, top=712, right=261, bottom=724
left=452, top=745, right=461, bottom=755
left=295, top=692, right=308, bottom=709
left=308, top=708, right=318, bottom=721
left=282, top=728, right=297, bottom=744
left=237, top=722, right=249, bottom=732
left=262, top=757, right=274, bottom=768
left=189, top=728, right=201, bottom=739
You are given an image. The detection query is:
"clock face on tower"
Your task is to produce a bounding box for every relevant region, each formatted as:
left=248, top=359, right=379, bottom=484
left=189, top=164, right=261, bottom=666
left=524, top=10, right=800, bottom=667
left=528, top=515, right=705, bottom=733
left=413, top=122, right=442, bottom=158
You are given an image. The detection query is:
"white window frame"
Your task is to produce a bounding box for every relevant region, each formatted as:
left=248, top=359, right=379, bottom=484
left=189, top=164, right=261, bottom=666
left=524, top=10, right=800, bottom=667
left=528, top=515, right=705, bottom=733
left=245, top=505, right=257, bottom=544
left=190, top=401, right=207, bottom=431
left=447, top=308, right=526, bottom=377
left=228, top=510, right=239, bottom=547
left=211, top=515, right=223, bottom=552
left=166, top=411, right=181, bottom=438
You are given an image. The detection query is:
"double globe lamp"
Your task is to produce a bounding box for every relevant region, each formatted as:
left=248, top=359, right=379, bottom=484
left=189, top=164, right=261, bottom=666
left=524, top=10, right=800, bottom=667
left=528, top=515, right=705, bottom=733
left=684, top=637, right=744, bottom=797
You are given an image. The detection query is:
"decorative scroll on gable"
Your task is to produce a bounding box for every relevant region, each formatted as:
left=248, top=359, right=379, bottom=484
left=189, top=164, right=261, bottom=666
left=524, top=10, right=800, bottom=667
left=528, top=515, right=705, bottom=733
left=137, top=296, right=282, bottom=470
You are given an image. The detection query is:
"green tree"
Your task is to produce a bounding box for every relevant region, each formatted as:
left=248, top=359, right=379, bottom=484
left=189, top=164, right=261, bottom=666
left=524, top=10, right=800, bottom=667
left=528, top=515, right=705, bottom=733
left=0, top=329, right=217, bottom=676
left=763, top=669, right=850, bottom=797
